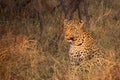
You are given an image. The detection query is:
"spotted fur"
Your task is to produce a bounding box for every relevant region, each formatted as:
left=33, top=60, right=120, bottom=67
left=63, top=20, right=106, bottom=79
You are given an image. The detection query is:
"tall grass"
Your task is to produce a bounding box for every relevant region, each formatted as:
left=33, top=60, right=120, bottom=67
left=0, top=0, right=120, bottom=80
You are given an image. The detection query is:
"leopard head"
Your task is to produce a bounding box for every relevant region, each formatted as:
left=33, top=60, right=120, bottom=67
left=63, top=19, right=84, bottom=45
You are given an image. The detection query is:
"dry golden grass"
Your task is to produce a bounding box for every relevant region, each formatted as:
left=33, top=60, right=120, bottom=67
left=0, top=31, right=40, bottom=80
left=0, top=0, right=120, bottom=80
left=0, top=22, right=120, bottom=80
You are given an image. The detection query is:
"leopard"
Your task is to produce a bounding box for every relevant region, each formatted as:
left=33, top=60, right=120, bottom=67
left=63, top=19, right=108, bottom=80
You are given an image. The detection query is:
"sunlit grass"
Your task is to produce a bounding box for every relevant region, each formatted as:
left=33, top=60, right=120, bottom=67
left=0, top=0, right=120, bottom=80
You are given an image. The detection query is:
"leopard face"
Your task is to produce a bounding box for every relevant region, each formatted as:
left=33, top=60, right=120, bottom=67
left=63, top=19, right=84, bottom=46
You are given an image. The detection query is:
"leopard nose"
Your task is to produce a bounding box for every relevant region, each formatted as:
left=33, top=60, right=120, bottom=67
left=69, top=37, right=74, bottom=40
left=66, top=36, right=74, bottom=41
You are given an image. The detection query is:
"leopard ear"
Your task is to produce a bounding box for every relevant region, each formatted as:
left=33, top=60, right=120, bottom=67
left=63, top=19, right=70, bottom=29
left=63, top=19, right=69, bottom=26
left=62, top=19, right=68, bottom=31
left=78, top=20, right=84, bottom=29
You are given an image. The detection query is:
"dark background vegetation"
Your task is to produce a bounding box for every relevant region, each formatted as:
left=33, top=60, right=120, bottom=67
left=0, top=0, right=120, bottom=80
